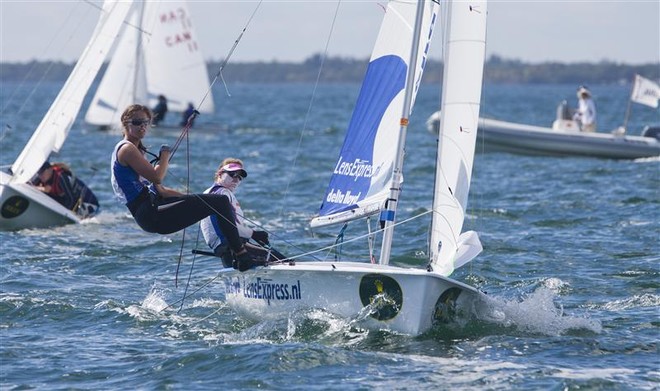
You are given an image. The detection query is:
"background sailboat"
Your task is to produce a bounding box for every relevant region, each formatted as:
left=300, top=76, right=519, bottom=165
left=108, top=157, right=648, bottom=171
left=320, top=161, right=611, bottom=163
left=0, top=0, right=133, bottom=231
left=219, top=0, right=489, bottom=335
left=84, top=0, right=214, bottom=132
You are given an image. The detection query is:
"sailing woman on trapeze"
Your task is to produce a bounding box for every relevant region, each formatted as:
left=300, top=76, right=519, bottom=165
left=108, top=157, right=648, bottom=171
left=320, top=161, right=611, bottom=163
left=110, top=104, right=258, bottom=271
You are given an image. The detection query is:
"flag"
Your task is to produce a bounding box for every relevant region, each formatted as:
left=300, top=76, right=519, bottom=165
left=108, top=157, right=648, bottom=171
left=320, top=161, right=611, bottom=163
left=630, top=74, right=660, bottom=108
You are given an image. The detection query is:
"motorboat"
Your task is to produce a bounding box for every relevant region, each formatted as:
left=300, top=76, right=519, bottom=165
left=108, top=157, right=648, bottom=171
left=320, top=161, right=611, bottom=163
left=427, top=75, right=660, bottom=159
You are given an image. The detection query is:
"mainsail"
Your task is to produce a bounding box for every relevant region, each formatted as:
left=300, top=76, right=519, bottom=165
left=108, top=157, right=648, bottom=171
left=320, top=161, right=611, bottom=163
left=430, top=0, right=488, bottom=276
left=85, top=0, right=214, bottom=127
left=311, top=0, right=438, bottom=228
left=84, top=5, right=146, bottom=127
left=10, top=0, right=133, bottom=184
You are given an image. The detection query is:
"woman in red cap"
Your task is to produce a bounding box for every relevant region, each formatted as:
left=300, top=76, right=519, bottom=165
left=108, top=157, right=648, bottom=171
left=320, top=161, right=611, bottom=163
left=201, top=158, right=287, bottom=269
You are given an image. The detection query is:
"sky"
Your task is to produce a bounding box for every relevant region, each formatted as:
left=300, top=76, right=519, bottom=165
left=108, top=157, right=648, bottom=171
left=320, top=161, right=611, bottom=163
left=1, top=1, right=659, bottom=65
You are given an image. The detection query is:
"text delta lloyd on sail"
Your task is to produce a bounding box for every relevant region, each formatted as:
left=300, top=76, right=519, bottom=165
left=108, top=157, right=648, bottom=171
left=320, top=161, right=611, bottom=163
left=326, top=156, right=381, bottom=205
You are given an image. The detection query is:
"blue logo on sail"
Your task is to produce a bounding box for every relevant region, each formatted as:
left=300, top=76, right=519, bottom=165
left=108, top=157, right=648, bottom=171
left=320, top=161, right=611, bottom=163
left=319, top=55, right=407, bottom=216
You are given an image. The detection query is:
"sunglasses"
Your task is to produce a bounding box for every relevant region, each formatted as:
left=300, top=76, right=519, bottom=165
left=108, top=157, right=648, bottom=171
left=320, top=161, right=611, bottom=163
left=130, top=119, right=151, bottom=127
left=225, top=171, right=244, bottom=181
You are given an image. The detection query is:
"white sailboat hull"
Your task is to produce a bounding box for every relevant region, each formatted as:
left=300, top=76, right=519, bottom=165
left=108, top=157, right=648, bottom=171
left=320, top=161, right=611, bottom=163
left=0, top=171, right=79, bottom=230
left=221, top=262, right=485, bottom=335
left=427, top=112, right=660, bottom=159
left=1, top=0, right=131, bottom=231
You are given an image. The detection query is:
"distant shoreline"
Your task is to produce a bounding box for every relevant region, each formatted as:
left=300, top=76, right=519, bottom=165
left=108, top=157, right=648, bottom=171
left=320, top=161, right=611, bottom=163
left=1, top=55, right=658, bottom=85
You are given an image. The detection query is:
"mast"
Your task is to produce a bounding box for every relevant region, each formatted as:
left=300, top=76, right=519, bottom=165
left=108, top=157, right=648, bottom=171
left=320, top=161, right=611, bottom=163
left=379, top=0, right=426, bottom=265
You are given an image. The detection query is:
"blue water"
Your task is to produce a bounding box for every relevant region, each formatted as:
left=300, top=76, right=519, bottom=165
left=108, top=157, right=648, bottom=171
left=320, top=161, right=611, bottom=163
left=1, top=80, right=658, bottom=390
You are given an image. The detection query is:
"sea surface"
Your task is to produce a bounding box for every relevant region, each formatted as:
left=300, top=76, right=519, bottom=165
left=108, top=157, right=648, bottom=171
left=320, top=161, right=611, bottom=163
left=1, top=80, right=658, bottom=390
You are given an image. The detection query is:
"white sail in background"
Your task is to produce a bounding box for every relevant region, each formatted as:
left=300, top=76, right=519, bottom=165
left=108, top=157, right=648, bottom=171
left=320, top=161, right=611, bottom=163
left=85, top=0, right=213, bottom=127
left=142, top=1, right=213, bottom=112
left=630, top=74, right=660, bottom=108
left=311, top=0, right=438, bottom=228
left=430, top=0, right=488, bottom=276
left=85, top=6, right=146, bottom=127
left=10, top=0, right=133, bottom=183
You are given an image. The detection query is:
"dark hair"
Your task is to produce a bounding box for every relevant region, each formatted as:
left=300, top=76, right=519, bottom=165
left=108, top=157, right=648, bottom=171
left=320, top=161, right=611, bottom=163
left=39, top=161, right=51, bottom=172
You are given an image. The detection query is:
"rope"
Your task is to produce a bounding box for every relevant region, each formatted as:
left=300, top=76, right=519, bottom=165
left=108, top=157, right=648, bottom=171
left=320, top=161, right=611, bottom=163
left=276, top=1, right=343, bottom=221
left=164, top=1, right=262, bottom=162
left=202, top=1, right=263, bottom=101
left=333, top=223, right=348, bottom=262
left=2, top=2, right=93, bottom=125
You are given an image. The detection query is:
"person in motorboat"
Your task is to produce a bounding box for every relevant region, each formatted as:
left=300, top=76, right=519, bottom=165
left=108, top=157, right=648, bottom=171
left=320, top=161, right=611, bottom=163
left=201, top=158, right=287, bottom=269
left=180, top=102, right=196, bottom=127
left=31, top=161, right=100, bottom=218
left=152, top=95, right=168, bottom=126
left=110, top=104, right=257, bottom=271
left=573, top=85, right=597, bottom=132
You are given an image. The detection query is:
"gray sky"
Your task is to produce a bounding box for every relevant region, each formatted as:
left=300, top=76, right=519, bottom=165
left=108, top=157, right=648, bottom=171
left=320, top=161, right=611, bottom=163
left=1, top=1, right=658, bottom=65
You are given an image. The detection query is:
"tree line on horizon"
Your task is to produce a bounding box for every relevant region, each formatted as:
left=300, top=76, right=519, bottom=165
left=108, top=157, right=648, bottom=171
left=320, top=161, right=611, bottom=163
left=1, top=54, right=657, bottom=85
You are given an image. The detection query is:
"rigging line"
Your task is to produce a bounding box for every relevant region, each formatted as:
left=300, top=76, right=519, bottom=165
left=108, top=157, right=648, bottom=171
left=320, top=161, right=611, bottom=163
left=174, top=226, right=187, bottom=288
left=276, top=0, right=343, bottom=221
left=173, top=132, right=193, bottom=288
left=198, top=0, right=263, bottom=106
left=167, top=2, right=262, bottom=159
left=168, top=116, right=194, bottom=160
left=177, top=227, right=202, bottom=313
left=288, top=209, right=434, bottom=262
left=163, top=272, right=223, bottom=312
left=1, top=1, right=86, bottom=118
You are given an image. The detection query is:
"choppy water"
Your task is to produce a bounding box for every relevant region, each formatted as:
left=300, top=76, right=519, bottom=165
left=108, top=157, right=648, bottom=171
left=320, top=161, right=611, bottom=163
left=1, top=80, right=658, bottom=390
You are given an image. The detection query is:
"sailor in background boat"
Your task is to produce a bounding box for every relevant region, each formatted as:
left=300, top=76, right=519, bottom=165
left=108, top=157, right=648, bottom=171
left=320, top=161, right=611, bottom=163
left=111, top=104, right=257, bottom=270
left=152, top=95, right=168, bottom=126
left=573, top=86, right=597, bottom=132
left=31, top=161, right=100, bottom=219
left=180, top=103, right=196, bottom=127
left=200, top=158, right=287, bottom=269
